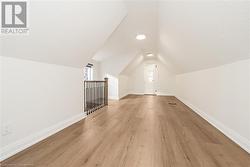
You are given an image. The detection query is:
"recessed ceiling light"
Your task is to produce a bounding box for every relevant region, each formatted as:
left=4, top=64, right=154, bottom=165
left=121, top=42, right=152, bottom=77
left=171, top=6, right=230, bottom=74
left=146, top=53, right=154, bottom=57
left=136, top=34, right=146, bottom=40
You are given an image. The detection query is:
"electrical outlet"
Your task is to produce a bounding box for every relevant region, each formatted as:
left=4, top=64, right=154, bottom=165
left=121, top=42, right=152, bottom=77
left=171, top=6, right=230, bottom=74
left=2, top=125, right=12, bottom=136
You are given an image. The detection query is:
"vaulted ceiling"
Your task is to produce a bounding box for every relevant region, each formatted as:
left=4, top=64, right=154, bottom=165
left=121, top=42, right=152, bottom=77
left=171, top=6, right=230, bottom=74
left=158, top=1, right=250, bottom=73
left=97, top=0, right=250, bottom=74
left=1, top=0, right=249, bottom=74
left=1, top=1, right=127, bottom=67
left=93, top=1, right=158, bottom=62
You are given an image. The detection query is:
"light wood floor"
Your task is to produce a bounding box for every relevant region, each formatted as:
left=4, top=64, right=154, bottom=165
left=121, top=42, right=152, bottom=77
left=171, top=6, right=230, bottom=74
left=2, top=95, right=250, bottom=167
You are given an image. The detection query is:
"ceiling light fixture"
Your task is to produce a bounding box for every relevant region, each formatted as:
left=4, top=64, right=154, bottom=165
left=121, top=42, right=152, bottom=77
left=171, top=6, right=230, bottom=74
left=146, top=53, right=154, bottom=57
left=136, top=34, right=146, bottom=40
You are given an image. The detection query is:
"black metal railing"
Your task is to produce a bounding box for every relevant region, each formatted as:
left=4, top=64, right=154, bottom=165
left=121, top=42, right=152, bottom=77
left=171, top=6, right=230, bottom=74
left=84, top=78, right=108, bottom=115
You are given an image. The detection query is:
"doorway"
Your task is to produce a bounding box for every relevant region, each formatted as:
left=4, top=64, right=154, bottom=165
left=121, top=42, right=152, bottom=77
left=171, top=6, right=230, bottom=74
left=144, top=64, right=158, bottom=95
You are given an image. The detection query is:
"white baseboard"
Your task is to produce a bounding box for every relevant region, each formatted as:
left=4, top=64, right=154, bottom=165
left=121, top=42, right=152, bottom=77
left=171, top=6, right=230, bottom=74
left=129, top=92, right=145, bottom=95
left=156, top=92, right=175, bottom=96
left=176, top=96, right=250, bottom=153
left=0, top=113, right=87, bottom=161
left=118, top=93, right=129, bottom=100
left=108, top=96, right=119, bottom=100
left=129, top=92, right=175, bottom=96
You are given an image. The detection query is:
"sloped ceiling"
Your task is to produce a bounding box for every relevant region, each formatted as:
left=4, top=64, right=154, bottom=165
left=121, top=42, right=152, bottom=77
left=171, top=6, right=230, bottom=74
left=96, top=0, right=250, bottom=75
left=1, top=1, right=127, bottom=67
left=93, top=1, right=158, bottom=62
left=120, top=53, right=178, bottom=76
left=94, top=1, right=158, bottom=76
left=2, top=0, right=249, bottom=73
left=158, top=1, right=250, bottom=73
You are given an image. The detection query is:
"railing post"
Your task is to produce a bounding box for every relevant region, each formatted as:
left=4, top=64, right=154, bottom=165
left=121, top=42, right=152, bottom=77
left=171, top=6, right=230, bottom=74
left=84, top=79, right=108, bottom=115
left=104, top=77, right=108, bottom=106
left=84, top=81, right=86, bottom=113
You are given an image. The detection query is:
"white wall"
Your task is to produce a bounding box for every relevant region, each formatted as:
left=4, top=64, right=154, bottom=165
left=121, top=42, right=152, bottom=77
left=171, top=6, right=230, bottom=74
left=106, top=74, right=119, bottom=100
left=176, top=59, right=250, bottom=152
left=0, top=57, right=85, bottom=160
left=92, top=61, right=101, bottom=81
left=127, top=59, right=176, bottom=95
left=0, top=56, right=3, bottom=153
left=86, top=60, right=101, bottom=81
left=102, top=74, right=129, bottom=100
left=118, top=75, right=129, bottom=99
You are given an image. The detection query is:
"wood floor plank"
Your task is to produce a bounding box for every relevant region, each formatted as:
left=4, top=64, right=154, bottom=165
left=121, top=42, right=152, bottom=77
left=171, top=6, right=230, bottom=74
left=1, top=95, right=250, bottom=167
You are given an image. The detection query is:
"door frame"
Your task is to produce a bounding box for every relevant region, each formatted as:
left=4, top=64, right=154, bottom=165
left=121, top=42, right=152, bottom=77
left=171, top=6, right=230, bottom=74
left=143, top=63, right=158, bottom=95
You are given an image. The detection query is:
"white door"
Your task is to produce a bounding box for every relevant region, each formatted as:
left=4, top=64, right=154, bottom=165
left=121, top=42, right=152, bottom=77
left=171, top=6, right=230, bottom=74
left=144, top=64, right=158, bottom=94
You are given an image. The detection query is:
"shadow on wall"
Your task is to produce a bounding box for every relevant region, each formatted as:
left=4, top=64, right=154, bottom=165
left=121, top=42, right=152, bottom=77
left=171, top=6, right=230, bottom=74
left=105, top=74, right=119, bottom=100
